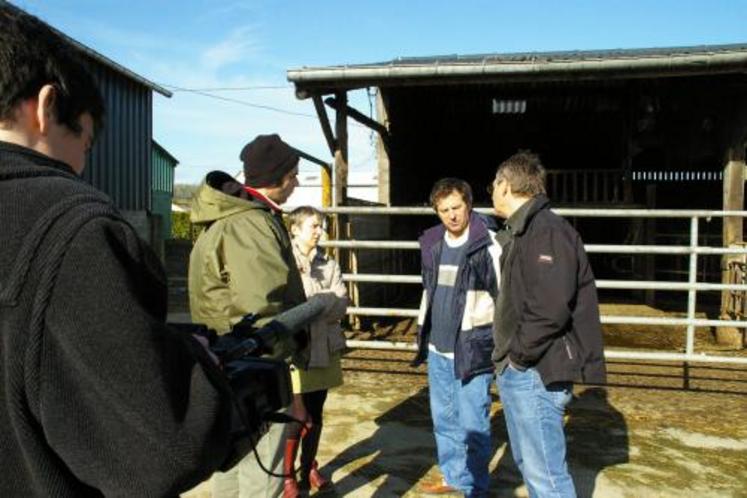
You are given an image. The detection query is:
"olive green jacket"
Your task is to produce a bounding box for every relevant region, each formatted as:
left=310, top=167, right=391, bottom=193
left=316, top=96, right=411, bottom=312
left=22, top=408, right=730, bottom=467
left=188, top=171, right=306, bottom=360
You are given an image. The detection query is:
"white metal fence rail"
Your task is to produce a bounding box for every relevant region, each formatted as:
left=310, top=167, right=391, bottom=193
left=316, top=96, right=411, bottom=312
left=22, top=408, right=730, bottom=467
left=320, top=207, right=747, bottom=365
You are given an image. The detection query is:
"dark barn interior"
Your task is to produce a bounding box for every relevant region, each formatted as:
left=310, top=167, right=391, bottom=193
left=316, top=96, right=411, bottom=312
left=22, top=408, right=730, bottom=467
left=289, top=45, right=747, bottom=326
left=379, top=72, right=746, bottom=305
left=384, top=75, right=740, bottom=210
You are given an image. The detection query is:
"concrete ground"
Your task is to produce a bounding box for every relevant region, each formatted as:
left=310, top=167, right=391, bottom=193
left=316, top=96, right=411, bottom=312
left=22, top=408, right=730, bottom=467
left=183, top=348, right=747, bottom=498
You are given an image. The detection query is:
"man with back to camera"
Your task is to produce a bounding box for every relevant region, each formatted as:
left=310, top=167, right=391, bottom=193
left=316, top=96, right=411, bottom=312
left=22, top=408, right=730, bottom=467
left=0, top=4, right=252, bottom=496
left=412, top=178, right=501, bottom=497
left=489, top=151, right=607, bottom=498
left=189, top=133, right=311, bottom=498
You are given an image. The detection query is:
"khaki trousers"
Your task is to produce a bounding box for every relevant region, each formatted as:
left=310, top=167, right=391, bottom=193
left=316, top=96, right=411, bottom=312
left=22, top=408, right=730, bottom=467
left=212, top=420, right=288, bottom=498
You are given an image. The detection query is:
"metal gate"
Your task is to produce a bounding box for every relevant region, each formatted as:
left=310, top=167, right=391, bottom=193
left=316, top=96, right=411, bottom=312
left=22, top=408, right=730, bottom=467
left=320, top=206, right=747, bottom=365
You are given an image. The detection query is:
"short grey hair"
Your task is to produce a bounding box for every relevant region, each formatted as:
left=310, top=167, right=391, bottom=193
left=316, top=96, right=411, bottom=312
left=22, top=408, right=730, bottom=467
left=495, top=150, right=546, bottom=197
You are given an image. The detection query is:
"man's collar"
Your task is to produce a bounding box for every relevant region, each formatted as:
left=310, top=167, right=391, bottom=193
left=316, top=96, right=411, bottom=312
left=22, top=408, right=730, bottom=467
left=505, top=198, right=534, bottom=235
left=505, top=194, right=550, bottom=235
left=243, top=186, right=282, bottom=212
left=0, top=140, right=77, bottom=176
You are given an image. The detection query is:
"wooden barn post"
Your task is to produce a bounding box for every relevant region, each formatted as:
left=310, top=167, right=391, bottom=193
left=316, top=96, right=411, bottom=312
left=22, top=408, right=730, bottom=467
left=334, top=91, right=349, bottom=207
left=718, top=133, right=746, bottom=347
left=376, top=89, right=391, bottom=206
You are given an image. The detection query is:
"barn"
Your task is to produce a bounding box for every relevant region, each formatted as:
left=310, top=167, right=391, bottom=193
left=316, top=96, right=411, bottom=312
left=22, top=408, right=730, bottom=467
left=288, top=44, right=747, bottom=345
left=8, top=2, right=177, bottom=253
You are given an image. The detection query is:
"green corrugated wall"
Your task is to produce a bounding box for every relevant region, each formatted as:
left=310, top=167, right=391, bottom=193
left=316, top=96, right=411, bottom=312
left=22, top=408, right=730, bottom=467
left=151, top=142, right=177, bottom=240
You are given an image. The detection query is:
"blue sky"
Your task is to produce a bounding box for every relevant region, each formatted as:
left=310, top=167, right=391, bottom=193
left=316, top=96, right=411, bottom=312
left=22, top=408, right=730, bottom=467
left=14, top=0, right=747, bottom=184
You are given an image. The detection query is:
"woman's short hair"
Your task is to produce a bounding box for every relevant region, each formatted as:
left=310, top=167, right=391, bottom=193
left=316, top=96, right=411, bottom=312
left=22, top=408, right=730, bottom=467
left=287, top=205, right=323, bottom=232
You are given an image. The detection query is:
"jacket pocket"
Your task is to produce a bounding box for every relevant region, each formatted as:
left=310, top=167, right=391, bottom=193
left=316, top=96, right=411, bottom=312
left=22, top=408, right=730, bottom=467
left=466, top=326, right=495, bottom=371
left=561, top=333, right=581, bottom=362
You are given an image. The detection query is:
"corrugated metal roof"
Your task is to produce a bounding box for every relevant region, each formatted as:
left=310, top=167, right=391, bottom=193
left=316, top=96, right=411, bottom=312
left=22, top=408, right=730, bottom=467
left=4, top=1, right=171, bottom=97
left=369, top=43, right=747, bottom=67
left=288, top=43, right=747, bottom=93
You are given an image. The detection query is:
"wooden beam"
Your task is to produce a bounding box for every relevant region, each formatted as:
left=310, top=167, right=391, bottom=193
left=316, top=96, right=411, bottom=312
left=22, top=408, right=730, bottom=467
left=334, top=91, right=349, bottom=207
left=718, top=134, right=746, bottom=347
left=312, top=94, right=337, bottom=156
left=325, top=96, right=390, bottom=139
left=375, top=89, right=391, bottom=206
left=290, top=147, right=331, bottom=172
left=321, top=166, right=332, bottom=208
left=723, top=150, right=745, bottom=246
left=289, top=147, right=333, bottom=208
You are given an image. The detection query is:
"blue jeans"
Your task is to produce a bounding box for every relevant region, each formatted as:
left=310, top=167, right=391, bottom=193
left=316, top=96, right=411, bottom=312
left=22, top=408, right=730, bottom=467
left=498, top=365, right=576, bottom=498
left=427, top=350, right=493, bottom=497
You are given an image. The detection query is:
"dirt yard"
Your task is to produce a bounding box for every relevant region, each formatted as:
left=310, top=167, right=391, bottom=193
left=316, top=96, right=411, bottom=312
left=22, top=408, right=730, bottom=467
left=182, top=342, right=747, bottom=498
left=173, top=291, right=747, bottom=498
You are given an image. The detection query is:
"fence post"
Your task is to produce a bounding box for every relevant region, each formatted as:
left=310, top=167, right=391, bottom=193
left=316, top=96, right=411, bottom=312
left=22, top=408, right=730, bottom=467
left=686, top=216, right=699, bottom=357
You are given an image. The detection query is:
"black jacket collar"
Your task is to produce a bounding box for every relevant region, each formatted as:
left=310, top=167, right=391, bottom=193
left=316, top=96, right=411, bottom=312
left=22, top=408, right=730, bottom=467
left=0, top=140, right=77, bottom=178
left=506, top=194, right=551, bottom=236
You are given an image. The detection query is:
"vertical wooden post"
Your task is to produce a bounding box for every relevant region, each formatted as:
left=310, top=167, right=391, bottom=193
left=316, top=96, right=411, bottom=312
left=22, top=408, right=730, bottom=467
left=718, top=142, right=746, bottom=347
left=321, top=165, right=332, bottom=208
left=334, top=91, right=349, bottom=207
left=376, top=89, right=391, bottom=206
left=622, top=91, right=634, bottom=204
left=333, top=91, right=355, bottom=328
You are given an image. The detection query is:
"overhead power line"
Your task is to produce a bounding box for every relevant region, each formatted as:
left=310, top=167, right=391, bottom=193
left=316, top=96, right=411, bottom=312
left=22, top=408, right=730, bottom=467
left=158, top=82, right=368, bottom=127
left=159, top=83, right=316, bottom=118
left=165, top=84, right=292, bottom=92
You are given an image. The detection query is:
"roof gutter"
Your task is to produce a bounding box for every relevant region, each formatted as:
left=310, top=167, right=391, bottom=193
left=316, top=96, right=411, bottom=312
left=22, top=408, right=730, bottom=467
left=288, top=51, right=747, bottom=96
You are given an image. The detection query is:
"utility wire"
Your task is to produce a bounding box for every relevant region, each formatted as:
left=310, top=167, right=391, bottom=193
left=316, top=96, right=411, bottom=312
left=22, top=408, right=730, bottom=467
left=166, top=85, right=292, bottom=92
left=159, top=83, right=316, bottom=118
left=158, top=83, right=367, bottom=127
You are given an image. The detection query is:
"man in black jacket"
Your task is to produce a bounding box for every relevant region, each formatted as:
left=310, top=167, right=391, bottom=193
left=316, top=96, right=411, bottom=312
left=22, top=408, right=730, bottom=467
left=489, top=151, right=606, bottom=498
left=0, top=5, right=245, bottom=496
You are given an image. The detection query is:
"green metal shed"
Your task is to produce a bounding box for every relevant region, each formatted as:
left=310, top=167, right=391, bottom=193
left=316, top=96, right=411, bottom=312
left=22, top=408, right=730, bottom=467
left=151, top=140, right=178, bottom=241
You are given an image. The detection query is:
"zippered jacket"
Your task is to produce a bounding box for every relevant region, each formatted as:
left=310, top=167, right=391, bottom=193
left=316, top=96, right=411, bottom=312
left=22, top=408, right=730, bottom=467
left=189, top=171, right=307, bottom=363
left=412, top=213, right=501, bottom=380
left=495, top=195, right=607, bottom=385
left=292, top=243, right=348, bottom=369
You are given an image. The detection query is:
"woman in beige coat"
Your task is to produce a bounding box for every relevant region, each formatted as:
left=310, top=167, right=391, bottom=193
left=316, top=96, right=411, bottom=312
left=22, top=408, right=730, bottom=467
left=283, top=206, right=348, bottom=497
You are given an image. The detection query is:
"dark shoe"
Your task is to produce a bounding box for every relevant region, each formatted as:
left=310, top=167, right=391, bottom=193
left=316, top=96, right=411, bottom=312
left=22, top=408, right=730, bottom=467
left=418, top=479, right=459, bottom=495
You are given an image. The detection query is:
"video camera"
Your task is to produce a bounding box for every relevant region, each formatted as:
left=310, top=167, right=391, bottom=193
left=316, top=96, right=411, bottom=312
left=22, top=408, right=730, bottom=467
left=176, top=297, right=329, bottom=446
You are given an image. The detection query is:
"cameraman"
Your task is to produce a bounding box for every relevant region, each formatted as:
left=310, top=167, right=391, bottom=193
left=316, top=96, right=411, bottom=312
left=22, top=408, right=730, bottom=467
left=0, top=5, right=243, bottom=496
left=189, top=134, right=306, bottom=498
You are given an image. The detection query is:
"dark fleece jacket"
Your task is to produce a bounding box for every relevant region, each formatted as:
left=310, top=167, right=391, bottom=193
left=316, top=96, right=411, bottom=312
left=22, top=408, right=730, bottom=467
left=493, top=195, right=607, bottom=386
left=0, top=141, right=238, bottom=497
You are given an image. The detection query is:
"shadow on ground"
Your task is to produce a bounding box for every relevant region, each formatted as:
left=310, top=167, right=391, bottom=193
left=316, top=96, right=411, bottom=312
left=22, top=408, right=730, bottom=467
left=317, top=378, right=630, bottom=497
left=488, top=387, right=629, bottom=498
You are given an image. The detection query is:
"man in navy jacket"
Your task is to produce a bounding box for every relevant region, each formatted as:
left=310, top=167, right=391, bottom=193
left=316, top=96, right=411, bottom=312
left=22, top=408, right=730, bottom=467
left=412, top=178, right=501, bottom=497
left=490, top=151, right=606, bottom=498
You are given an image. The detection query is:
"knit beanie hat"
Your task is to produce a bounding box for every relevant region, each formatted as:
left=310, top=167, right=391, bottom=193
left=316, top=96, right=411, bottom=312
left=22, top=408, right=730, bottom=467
left=240, top=134, right=299, bottom=187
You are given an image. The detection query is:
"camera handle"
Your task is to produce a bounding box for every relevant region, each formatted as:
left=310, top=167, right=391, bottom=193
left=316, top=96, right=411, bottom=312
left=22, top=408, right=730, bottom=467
left=224, top=296, right=330, bottom=362
left=226, top=297, right=331, bottom=478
